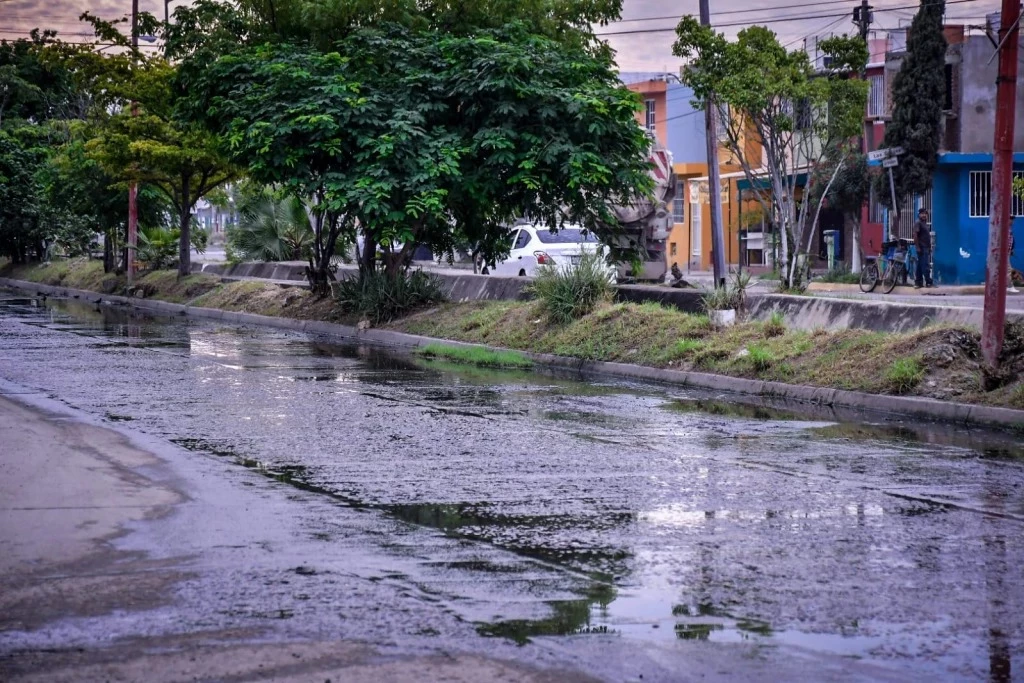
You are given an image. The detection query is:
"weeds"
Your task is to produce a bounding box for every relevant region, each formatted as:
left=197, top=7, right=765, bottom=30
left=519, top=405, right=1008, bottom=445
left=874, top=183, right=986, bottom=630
left=531, top=250, right=614, bottom=324
left=674, top=338, right=705, bottom=357
left=885, top=357, right=925, bottom=394
left=417, top=343, right=533, bottom=369
left=747, top=344, right=775, bottom=371
left=763, top=311, right=786, bottom=338
left=817, top=264, right=860, bottom=284
left=334, top=270, right=445, bottom=324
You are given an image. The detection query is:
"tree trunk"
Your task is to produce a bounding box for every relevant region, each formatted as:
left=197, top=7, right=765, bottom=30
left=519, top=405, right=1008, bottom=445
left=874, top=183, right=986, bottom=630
left=103, top=231, right=114, bottom=273
left=178, top=181, right=191, bottom=278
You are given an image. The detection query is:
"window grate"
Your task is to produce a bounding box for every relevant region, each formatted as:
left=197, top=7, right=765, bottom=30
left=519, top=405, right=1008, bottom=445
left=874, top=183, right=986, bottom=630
left=867, top=75, right=885, bottom=118
left=645, top=99, right=656, bottom=132
left=672, top=195, right=684, bottom=223
left=969, top=170, right=1024, bottom=218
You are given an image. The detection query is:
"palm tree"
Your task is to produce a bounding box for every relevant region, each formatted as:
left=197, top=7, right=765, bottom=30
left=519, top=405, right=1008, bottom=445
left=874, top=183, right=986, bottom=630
left=228, top=193, right=312, bottom=262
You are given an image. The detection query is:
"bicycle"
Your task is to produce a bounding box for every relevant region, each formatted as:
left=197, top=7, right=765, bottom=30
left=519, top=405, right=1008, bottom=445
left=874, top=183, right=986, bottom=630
left=859, top=239, right=912, bottom=294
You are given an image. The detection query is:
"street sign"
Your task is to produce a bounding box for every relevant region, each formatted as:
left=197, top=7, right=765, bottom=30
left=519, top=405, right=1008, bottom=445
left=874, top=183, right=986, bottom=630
left=882, top=157, right=899, bottom=168
left=868, top=146, right=906, bottom=162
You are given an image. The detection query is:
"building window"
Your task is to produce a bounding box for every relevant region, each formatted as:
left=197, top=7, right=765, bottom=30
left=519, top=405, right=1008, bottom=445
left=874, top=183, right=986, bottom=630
left=670, top=242, right=678, bottom=257
left=717, top=103, right=731, bottom=143
left=969, top=170, right=1024, bottom=218
left=867, top=75, right=885, bottom=118
left=868, top=184, right=885, bottom=224
left=690, top=202, right=702, bottom=256
left=644, top=99, right=656, bottom=131
left=672, top=195, right=684, bottom=223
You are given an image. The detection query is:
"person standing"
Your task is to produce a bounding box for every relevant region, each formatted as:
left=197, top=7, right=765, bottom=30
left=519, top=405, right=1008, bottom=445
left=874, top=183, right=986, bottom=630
left=914, top=208, right=933, bottom=288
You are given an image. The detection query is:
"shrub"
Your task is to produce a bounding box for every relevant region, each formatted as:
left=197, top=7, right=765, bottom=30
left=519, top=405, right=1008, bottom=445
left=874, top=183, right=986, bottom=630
left=137, top=227, right=179, bottom=270
left=228, top=194, right=311, bottom=262
left=531, top=250, right=614, bottom=324
left=747, top=344, right=774, bottom=371
left=885, top=357, right=924, bottom=394
left=335, top=269, right=445, bottom=324
left=764, top=311, right=786, bottom=338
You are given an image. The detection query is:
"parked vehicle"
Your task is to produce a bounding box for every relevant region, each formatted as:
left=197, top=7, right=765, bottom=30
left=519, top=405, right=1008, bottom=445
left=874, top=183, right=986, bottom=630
left=604, top=134, right=677, bottom=282
left=491, top=224, right=612, bottom=278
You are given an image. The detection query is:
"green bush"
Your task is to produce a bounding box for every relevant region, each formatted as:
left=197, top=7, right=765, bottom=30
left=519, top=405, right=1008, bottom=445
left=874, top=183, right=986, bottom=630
left=531, top=250, right=614, bottom=324
left=137, top=227, right=179, bottom=270
left=885, top=357, right=924, bottom=394
left=227, top=194, right=311, bottom=262
left=335, top=269, right=445, bottom=324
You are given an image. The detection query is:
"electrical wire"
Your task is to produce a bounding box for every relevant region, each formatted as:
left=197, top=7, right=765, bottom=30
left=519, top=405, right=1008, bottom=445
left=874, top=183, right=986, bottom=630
left=595, top=0, right=982, bottom=37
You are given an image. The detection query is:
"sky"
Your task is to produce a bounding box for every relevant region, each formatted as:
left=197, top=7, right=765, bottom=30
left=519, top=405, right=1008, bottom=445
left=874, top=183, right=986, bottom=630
left=0, top=0, right=1004, bottom=70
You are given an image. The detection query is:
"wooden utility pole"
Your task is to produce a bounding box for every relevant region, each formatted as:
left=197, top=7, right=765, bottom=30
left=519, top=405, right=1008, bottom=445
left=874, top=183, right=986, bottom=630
left=127, top=0, right=139, bottom=285
left=699, top=0, right=727, bottom=288
left=981, top=0, right=1020, bottom=372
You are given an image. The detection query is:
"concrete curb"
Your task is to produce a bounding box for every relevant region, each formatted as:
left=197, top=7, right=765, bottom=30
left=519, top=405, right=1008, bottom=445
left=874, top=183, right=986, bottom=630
left=3, top=276, right=1023, bottom=431
left=807, top=282, right=988, bottom=296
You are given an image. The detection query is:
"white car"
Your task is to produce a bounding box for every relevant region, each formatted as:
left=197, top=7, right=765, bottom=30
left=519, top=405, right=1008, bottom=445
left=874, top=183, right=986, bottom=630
left=491, top=224, right=611, bottom=278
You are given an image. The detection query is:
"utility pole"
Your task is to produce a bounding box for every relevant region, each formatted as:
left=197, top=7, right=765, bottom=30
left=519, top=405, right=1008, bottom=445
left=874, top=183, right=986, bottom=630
left=853, top=0, right=873, bottom=41
left=127, top=0, right=139, bottom=285
left=699, top=0, right=727, bottom=288
left=851, top=0, right=873, bottom=274
left=981, top=0, right=1020, bottom=373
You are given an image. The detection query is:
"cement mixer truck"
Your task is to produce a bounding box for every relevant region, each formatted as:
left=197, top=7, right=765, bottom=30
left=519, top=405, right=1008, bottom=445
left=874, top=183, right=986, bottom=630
left=607, top=136, right=677, bottom=282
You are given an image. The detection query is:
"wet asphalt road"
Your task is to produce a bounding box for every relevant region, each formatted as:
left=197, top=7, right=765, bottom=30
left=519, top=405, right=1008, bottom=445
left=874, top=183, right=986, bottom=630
left=1, top=292, right=1023, bottom=681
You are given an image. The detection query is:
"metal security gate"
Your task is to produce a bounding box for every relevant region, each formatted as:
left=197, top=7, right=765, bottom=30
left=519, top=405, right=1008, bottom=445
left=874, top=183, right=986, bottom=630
left=890, top=190, right=932, bottom=240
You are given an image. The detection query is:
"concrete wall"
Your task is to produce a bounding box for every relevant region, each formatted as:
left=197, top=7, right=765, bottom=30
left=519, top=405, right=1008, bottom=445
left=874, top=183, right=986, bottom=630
left=192, top=261, right=1024, bottom=331
left=960, top=35, right=1024, bottom=153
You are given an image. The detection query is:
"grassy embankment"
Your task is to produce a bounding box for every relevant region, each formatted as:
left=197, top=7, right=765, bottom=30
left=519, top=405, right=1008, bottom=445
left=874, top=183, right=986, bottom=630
left=4, top=258, right=1024, bottom=409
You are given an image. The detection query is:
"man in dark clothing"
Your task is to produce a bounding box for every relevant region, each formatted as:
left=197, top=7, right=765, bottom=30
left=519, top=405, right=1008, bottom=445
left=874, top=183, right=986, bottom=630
left=914, top=208, right=933, bottom=288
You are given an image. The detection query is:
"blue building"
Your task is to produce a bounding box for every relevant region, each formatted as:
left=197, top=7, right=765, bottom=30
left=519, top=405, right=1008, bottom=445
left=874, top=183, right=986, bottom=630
left=931, top=154, right=1024, bottom=285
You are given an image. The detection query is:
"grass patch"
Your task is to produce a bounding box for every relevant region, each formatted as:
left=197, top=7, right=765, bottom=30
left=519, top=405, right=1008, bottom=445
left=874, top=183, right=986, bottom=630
left=763, top=311, right=786, bottom=338
left=417, top=343, right=533, bottom=369
left=885, top=357, right=925, bottom=394
left=747, top=344, right=775, bottom=371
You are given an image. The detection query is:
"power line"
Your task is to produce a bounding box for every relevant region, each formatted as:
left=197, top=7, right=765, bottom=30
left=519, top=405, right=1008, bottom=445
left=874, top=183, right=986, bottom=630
left=595, top=0, right=981, bottom=37
left=612, top=0, right=863, bottom=24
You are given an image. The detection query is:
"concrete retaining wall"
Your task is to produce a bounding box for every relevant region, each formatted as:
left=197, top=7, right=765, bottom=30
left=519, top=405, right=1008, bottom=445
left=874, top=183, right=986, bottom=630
left=4, top=276, right=1024, bottom=431
left=190, top=261, right=1024, bottom=332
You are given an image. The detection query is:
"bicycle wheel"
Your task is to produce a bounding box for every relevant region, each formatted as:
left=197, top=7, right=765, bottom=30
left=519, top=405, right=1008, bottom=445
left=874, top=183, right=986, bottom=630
left=881, top=261, right=902, bottom=294
left=859, top=262, right=879, bottom=293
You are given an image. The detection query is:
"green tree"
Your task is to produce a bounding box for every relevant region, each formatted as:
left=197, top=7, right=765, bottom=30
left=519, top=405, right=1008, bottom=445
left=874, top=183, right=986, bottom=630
left=182, top=18, right=651, bottom=294
left=874, top=0, right=947, bottom=228
left=0, top=128, right=46, bottom=263
left=673, top=23, right=868, bottom=287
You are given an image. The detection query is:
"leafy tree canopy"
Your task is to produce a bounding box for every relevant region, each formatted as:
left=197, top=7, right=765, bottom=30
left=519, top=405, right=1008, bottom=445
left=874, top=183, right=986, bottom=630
left=673, top=20, right=867, bottom=286
left=183, top=18, right=651, bottom=289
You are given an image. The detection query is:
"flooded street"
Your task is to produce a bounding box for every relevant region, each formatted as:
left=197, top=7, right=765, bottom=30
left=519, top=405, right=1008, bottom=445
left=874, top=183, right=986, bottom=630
left=2, top=292, right=1023, bottom=681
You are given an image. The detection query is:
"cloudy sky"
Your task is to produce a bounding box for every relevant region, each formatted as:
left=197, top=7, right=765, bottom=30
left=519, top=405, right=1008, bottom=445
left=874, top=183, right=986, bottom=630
left=0, top=0, right=1003, bottom=70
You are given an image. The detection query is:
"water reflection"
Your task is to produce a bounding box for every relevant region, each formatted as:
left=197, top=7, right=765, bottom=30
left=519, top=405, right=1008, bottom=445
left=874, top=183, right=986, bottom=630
left=3, top=291, right=1024, bottom=676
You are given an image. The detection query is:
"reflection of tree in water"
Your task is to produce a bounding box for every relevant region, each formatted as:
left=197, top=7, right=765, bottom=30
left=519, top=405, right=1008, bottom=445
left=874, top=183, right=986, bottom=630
left=478, top=583, right=618, bottom=645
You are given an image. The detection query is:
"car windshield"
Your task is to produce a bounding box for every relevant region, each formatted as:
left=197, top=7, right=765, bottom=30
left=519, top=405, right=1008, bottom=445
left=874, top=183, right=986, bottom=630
left=534, top=228, right=599, bottom=244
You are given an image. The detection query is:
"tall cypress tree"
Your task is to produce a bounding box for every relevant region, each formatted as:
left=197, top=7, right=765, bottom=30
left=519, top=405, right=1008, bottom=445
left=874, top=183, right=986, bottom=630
left=875, top=0, right=947, bottom=224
